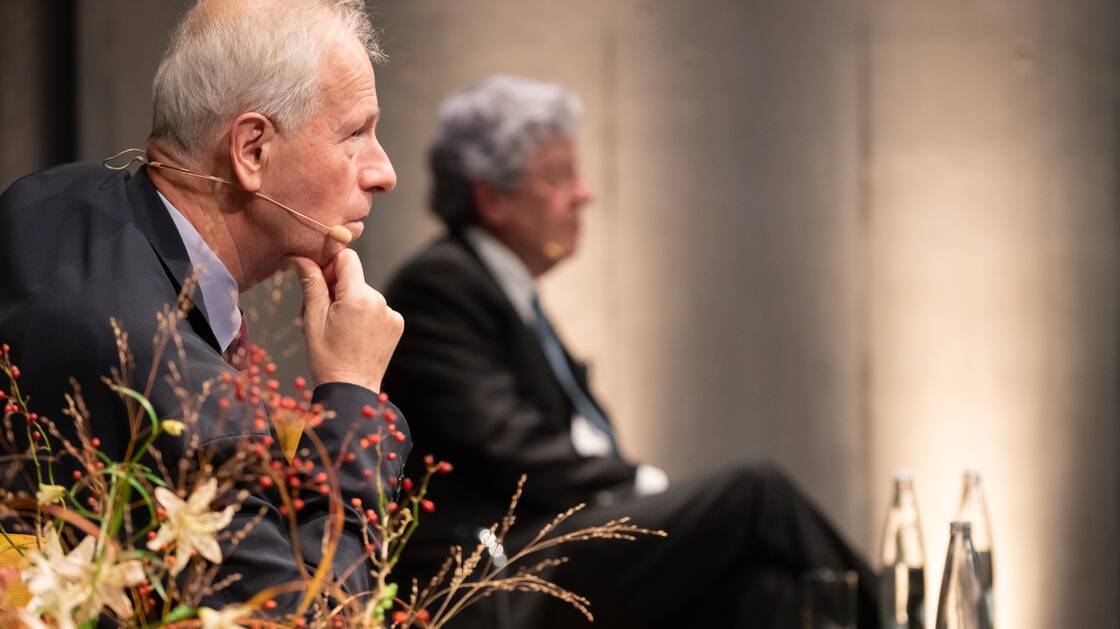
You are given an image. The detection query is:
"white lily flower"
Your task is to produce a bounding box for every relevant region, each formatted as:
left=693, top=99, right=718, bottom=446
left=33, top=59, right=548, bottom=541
left=22, top=528, right=146, bottom=628
left=34, top=484, right=66, bottom=506
left=198, top=604, right=251, bottom=629
left=147, top=478, right=236, bottom=576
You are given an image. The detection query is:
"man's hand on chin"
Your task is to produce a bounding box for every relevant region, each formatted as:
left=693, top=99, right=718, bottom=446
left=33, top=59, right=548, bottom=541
left=288, top=249, right=403, bottom=392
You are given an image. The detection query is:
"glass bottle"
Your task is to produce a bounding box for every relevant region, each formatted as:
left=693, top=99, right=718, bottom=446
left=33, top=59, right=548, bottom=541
left=934, top=522, right=993, bottom=629
left=955, top=469, right=993, bottom=619
left=879, top=471, right=926, bottom=629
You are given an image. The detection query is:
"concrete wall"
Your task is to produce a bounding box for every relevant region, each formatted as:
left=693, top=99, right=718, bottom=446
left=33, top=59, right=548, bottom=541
left=1, top=1, right=1115, bottom=625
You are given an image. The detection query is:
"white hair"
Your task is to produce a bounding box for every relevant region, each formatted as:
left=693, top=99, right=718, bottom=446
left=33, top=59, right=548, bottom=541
left=429, top=74, right=583, bottom=231
left=150, top=0, right=385, bottom=157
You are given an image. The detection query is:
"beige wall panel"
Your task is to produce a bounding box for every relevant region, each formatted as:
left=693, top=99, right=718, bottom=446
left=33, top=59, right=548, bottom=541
left=868, top=2, right=1119, bottom=626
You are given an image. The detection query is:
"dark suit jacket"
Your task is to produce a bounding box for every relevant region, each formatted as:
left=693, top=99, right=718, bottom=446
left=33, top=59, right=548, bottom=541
left=0, top=163, right=410, bottom=610
left=383, top=233, right=637, bottom=554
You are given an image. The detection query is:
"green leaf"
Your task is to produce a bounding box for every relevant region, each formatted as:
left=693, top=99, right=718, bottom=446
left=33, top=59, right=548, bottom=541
left=143, top=566, right=170, bottom=602
left=164, top=603, right=196, bottom=623
left=108, top=384, right=159, bottom=429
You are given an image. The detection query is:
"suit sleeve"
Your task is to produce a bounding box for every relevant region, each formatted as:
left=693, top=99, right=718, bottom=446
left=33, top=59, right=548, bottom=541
left=384, top=258, right=637, bottom=512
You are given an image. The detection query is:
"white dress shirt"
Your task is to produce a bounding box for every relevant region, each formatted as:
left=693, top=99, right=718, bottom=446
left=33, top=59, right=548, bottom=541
left=157, top=192, right=242, bottom=353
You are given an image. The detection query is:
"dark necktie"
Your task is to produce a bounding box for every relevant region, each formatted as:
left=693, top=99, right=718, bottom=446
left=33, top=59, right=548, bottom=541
left=530, top=295, right=618, bottom=454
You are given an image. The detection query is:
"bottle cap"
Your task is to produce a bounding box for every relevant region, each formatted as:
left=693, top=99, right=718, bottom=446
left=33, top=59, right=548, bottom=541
left=949, top=520, right=973, bottom=534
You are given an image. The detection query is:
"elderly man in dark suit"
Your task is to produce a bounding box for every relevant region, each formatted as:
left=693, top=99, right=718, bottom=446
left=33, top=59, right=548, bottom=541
left=0, top=0, right=408, bottom=616
left=383, top=75, right=881, bottom=629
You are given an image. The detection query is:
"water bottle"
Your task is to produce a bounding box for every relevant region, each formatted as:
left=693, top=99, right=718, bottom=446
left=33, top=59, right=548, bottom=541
left=934, top=522, right=993, bottom=629
left=955, top=469, right=993, bottom=620
left=879, top=471, right=926, bottom=629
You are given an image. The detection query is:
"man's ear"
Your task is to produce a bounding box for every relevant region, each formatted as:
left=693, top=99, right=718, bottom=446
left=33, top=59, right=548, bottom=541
left=472, top=181, right=508, bottom=228
left=228, top=112, right=275, bottom=193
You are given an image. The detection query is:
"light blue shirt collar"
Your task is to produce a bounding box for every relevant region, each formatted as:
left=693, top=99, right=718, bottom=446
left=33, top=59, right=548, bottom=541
left=157, top=191, right=242, bottom=352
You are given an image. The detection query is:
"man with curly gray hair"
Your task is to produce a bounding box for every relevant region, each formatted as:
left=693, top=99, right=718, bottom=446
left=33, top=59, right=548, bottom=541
left=0, top=0, right=408, bottom=616
left=383, top=75, right=881, bottom=629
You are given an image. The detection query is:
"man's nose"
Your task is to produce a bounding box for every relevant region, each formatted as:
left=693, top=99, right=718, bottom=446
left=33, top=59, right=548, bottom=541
left=360, top=142, right=397, bottom=194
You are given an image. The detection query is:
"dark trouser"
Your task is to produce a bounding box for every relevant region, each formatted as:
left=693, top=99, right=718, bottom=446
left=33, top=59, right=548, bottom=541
left=407, top=463, right=879, bottom=629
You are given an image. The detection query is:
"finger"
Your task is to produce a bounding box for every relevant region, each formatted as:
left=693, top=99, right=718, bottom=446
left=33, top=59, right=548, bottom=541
left=287, top=255, right=329, bottom=326
left=330, top=249, right=367, bottom=300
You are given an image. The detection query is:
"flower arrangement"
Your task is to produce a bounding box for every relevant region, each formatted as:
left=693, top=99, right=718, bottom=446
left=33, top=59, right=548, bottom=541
left=0, top=281, right=665, bottom=628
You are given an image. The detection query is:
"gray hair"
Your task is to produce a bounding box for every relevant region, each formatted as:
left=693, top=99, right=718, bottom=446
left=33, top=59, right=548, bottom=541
left=150, top=0, right=385, bottom=158
left=429, top=75, right=583, bottom=231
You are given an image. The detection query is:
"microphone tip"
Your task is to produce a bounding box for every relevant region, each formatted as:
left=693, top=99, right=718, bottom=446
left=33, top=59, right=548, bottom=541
left=328, top=225, right=353, bottom=244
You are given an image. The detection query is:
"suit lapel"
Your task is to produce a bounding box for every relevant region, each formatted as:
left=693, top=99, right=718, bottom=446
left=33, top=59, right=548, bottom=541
left=124, top=167, right=222, bottom=352
left=450, top=233, right=613, bottom=429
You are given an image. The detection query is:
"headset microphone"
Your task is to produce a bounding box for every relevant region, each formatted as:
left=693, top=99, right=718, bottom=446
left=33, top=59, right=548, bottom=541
left=102, top=148, right=353, bottom=245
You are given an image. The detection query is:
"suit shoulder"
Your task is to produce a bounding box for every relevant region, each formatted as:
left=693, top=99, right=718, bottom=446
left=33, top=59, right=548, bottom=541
left=1, top=162, right=120, bottom=210
left=385, top=236, right=491, bottom=299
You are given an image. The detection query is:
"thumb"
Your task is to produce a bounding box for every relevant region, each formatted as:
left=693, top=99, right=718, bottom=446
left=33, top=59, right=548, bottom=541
left=288, top=255, right=329, bottom=325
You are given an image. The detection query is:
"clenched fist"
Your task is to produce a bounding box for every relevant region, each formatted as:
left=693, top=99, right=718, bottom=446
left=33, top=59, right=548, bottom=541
left=288, top=249, right=403, bottom=392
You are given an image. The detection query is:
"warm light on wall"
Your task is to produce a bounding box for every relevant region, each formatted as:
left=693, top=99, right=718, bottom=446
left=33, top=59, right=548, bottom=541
left=871, top=131, right=1060, bottom=627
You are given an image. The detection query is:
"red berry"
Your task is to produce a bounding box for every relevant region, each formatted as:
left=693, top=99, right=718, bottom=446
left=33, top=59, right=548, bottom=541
left=421, top=499, right=436, bottom=513
left=10, top=367, right=19, bottom=379
left=438, top=461, right=453, bottom=474
left=294, top=376, right=306, bottom=389
left=365, top=508, right=378, bottom=522
left=423, top=455, right=435, bottom=467
left=362, top=469, right=373, bottom=479
left=402, top=478, right=413, bottom=491
left=377, top=392, right=389, bottom=404
left=90, top=438, right=101, bottom=448
left=392, top=611, right=408, bottom=624
left=383, top=409, right=397, bottom=422
left=394, top=431, right=406, bottom=443
left=293, top=498, right=305, bottom=511
left=387, top=452, right=397, bottom=461
left=361, top=405, right=375, bottom=418
left=259, top=475, right=274, bottom=488
left=264, top=599, right=277, bottom=610
left=350, top=497, right=362, bottom=508
left=265, top=363, right=277, bottom=374
left=386, top=501, right=398, bottom=512
left=345, top=452, right=356, bottom=462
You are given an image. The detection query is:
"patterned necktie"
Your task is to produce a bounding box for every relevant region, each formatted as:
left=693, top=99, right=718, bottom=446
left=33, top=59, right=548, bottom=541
left=530, top=295, right=619, bottom=454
